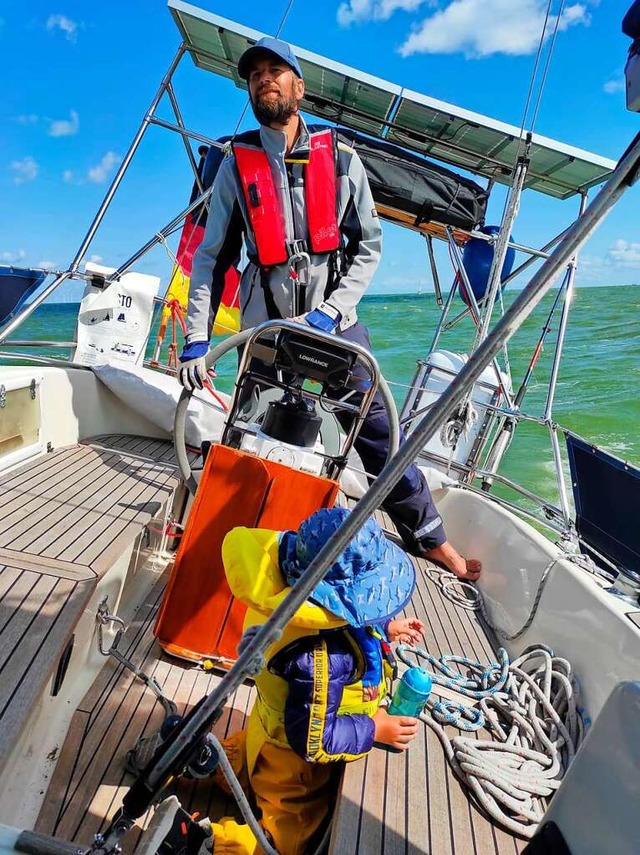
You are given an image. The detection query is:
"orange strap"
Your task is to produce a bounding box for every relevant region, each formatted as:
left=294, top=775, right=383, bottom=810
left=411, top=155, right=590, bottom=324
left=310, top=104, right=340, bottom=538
left=166, top=298, right=187, bottom=369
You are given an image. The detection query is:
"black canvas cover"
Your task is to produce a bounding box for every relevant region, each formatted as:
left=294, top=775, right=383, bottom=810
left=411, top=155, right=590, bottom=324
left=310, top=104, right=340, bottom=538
left=336, top=128, right=488, bottom=232
left=0, top=266, right=47, bottom=327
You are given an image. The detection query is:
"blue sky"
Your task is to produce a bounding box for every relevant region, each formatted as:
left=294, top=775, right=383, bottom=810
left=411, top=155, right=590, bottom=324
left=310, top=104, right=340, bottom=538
left=2, top=0, right=639, bottom=302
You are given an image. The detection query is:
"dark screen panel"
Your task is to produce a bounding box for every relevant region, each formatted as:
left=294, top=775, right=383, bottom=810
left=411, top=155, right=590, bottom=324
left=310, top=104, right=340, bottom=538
left=566, top=433, right=640, bottom=577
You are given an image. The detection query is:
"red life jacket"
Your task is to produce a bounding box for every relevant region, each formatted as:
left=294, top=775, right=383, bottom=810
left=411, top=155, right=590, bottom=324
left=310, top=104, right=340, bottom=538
left=232, top=128, right=340, bottom=268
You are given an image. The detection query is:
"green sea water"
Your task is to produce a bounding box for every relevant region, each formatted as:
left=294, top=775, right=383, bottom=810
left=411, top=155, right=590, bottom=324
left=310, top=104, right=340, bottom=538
left=4, top=285, right=639, bottom=508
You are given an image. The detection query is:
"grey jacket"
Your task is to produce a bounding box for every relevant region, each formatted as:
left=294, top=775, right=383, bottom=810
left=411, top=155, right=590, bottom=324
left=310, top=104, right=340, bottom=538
left=185, top=118, right=382, bottom=342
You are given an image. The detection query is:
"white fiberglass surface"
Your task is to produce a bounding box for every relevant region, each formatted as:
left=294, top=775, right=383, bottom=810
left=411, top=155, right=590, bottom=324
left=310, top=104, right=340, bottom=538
left=437, top=488, right=640, bottom=720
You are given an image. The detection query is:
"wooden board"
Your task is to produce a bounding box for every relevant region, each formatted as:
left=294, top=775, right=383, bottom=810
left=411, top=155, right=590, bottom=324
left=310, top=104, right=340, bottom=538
left=36, top=575, right=253, bottom=852
left=0, top=561, right=95, bottom=772
left=0, top=436, right=191, bottom=778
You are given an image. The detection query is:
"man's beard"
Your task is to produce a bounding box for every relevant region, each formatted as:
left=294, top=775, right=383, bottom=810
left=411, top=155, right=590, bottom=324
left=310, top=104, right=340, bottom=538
left=251, top=90, right=298, bottom=126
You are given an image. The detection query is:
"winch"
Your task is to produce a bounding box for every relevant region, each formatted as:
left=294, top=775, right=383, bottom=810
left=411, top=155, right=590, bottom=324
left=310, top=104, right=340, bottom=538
left=610, top=568, right=640, bottom=606
left=240, top=392, right=325, bottom=475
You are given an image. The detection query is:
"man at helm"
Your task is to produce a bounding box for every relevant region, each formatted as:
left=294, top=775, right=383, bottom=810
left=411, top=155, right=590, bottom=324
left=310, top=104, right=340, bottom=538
left=178, top=35, right=480, bottom=581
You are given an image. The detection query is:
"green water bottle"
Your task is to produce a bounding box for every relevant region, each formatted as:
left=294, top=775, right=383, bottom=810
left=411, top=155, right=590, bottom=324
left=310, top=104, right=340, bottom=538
left=388, top=667, right=432, bottom=717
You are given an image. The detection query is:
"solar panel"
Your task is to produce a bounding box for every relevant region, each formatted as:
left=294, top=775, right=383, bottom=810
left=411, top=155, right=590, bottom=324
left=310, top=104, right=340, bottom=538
left=390, top=89, right=615, bottom=199
left=169, top=0, right=616, bottom=200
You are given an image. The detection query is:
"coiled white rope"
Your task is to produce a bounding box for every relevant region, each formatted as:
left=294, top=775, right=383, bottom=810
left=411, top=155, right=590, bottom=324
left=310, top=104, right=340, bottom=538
left=439, top=399, right=478, bottom=449
left=396, top=644, right=587, bottom=839
left=425, top=564, right=482, bottom=611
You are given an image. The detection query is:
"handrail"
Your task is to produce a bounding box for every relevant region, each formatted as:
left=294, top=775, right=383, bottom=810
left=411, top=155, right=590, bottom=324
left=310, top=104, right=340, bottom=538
left=0, top=353, right=92, bottom=370
left=0, top=340, right=76, bottom=348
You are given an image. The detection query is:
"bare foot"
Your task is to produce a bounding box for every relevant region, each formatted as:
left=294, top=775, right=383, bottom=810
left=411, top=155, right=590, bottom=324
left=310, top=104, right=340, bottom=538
left=423, top=540, right=481, bottom=581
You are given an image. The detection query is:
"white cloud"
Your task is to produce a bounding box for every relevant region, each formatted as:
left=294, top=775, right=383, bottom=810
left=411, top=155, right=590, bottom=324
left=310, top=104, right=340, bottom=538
left=37, top=260, right=57, bottom=271
left=579, top=255, right=605, bottom=270
left=48, top=109, right=79, bottom=137
left=1, top=249, right=27, bottom=263
left=15, top=114, right=40, bottom=125
left=14, top=111, right=80, bottom=136
left=578, top=240, right=640, bottom=283
left=607, top=239, right=640, bottom=268
left=338, top=0, right=431, bottom=26
left=399, top=0, right=589, bottom=58
left=87, top=151, right=122, bottom=184
left=10, top=156, right=39, bottom=185
left=46, top=14, right=80, bottom=41
left=603, top=79, right=625, bottom=94
left=62, top=169, right=75, bottom=183
left=89, top=254, right=104, bottom=264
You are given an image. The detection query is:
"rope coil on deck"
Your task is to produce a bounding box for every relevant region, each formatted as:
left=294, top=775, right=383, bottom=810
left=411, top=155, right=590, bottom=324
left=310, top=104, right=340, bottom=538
left=396, top=643, right=586, bottom=838
left=425, top=565, right=482, bottom=611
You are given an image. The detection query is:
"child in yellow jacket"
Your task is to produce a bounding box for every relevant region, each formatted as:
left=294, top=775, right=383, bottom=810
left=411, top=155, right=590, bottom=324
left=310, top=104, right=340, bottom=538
left=148, top=508, right=423, bottom=855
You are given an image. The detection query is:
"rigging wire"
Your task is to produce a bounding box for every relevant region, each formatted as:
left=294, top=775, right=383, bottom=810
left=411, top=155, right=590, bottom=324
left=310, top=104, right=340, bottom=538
left=483, top=0, right=566, bottom=373
left=496, top=0, right=566, bottom=225
left=528, top=0, right=567, bottom=135
left=511, top=0, right=567, bottom=163
left=516, top=0, right=555, bottom=144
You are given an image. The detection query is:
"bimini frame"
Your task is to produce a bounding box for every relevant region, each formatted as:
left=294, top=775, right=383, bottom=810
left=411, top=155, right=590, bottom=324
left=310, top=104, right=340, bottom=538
left=0, top=1, right=623, bottom=542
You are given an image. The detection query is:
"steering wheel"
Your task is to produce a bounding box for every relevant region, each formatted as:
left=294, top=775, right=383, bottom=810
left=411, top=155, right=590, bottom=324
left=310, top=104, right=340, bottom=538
left=174, top=326, right=401, bottom=495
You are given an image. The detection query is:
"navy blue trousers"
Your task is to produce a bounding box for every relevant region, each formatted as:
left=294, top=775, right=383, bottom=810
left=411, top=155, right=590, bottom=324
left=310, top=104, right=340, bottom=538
left=335, top=323, right=445, bottom=551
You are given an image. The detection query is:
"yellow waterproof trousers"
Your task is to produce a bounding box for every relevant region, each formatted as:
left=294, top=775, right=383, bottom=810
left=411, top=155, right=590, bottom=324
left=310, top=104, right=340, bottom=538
left=210, top=730, right=342, bottom=855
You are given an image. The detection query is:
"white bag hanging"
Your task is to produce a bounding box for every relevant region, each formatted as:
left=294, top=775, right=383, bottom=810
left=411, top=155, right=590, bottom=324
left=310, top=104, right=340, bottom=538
left=74, top=262, right=160, bottom=367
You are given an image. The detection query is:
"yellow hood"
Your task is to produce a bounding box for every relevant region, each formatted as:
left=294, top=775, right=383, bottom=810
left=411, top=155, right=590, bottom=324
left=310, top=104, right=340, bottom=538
left=222, top=526, right=346, bottom=631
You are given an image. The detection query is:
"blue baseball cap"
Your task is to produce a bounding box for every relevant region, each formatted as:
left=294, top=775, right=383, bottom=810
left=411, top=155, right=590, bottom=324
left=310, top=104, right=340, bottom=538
left=279, top=508, right=415, bottom=628
left=237, top=37, right=303, bottom=80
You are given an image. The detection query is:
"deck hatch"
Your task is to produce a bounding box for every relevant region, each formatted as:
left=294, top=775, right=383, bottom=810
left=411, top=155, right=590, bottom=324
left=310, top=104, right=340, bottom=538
left=0, top=375, right=43, bottom=470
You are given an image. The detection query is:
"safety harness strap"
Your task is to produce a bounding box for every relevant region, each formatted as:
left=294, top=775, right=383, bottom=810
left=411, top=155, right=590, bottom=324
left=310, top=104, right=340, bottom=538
left=259, top=268, right=283, bottom=320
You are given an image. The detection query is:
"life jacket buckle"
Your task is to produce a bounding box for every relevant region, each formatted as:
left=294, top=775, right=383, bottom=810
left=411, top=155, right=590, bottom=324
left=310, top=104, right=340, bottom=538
left=287, top=241, right=311, bottom=288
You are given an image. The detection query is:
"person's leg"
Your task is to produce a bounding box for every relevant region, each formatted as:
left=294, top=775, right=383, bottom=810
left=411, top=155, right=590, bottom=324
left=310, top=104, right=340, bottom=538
left=250, top=742, right=341, bottom=855
left=334, top=323, right=480, bottom=580
left=232, top=351, right=278, bottom=424
left=144, top=731, right=258, bottom=855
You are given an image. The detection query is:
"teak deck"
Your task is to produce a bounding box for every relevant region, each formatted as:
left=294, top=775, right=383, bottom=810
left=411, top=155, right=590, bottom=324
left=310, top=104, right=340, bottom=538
left=0, top=435, right=183, bottom=776
left=2, top=435, right=524, bottom=854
